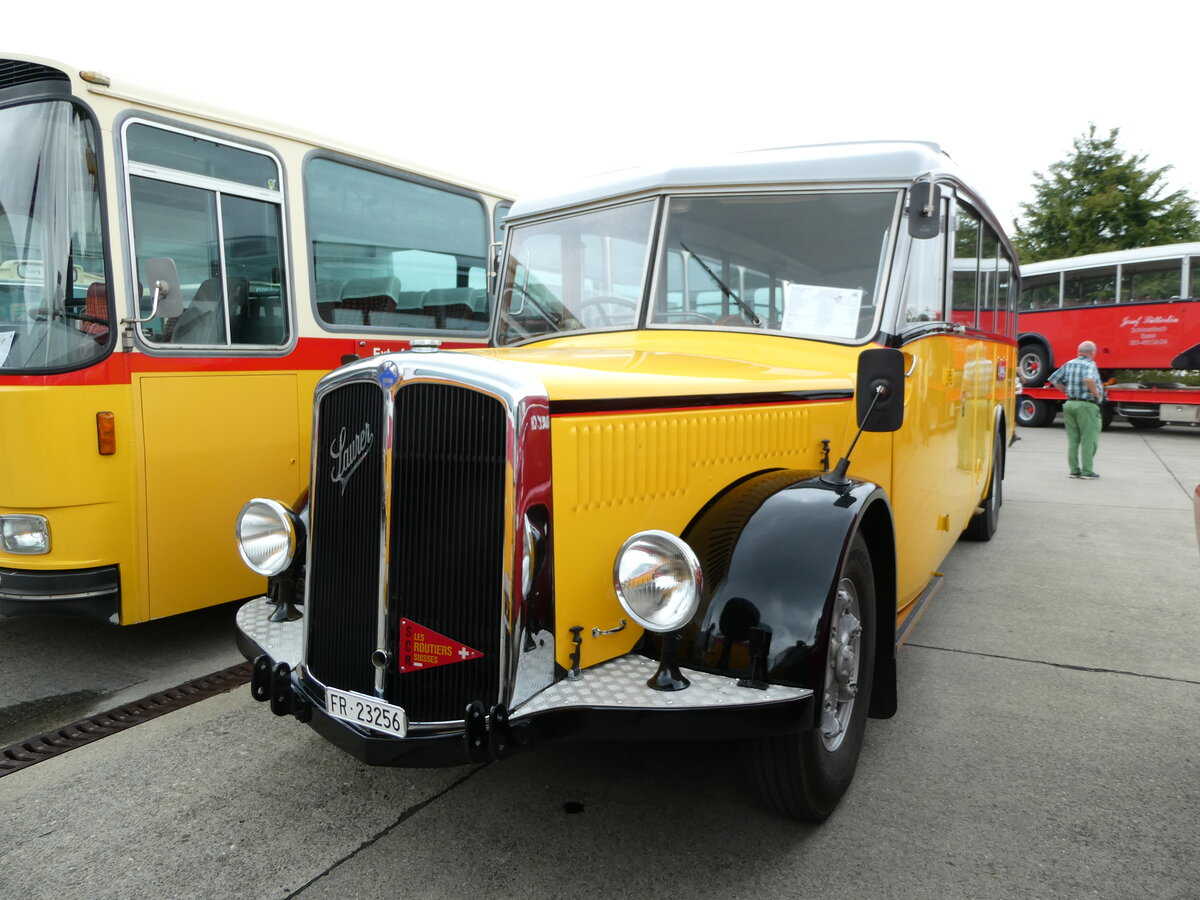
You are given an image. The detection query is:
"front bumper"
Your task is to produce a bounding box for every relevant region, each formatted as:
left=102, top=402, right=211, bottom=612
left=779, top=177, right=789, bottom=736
left=236, top=597, right=814, bottom=767
left=0, top=565, right=120, bottom=623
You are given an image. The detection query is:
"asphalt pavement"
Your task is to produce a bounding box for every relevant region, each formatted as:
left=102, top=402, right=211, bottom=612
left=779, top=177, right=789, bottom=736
left=1, top=421, right=1197, bottom=899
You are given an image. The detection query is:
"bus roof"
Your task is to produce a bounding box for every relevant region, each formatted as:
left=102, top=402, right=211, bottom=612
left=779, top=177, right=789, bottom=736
left=2, top=52, right=512, bottom=200
left=507, top=141, right=961, bottom=221
left=1021, top=243, right=1200, bottom=275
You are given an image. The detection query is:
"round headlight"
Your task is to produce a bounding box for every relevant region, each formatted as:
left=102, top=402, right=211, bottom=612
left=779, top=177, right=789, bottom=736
left=613, top=531, right=702, bottom=633
left=235, top=499, right=297, bottom=577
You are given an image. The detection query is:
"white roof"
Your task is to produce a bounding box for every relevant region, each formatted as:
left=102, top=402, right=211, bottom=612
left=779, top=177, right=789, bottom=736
left=1021, top=243, right=1200, bottom=275
left=1, top=51, right=511, bottom=199
left=508, top=141, right=960, bottom=220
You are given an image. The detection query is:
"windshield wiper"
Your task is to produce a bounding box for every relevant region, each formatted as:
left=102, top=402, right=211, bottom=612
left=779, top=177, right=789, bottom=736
left=680, top=242, right=761, bottom=327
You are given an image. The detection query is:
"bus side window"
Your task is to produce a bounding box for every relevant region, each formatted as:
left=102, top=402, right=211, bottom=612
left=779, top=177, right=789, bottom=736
left=125, top=122, right=289, bottom=349
left=951, top=202, right=980, bottom=328
left=1120, top=259, right=1181, bottom=302
left=306, top=157, right=489, bottom=334
left=995, top=250, right=1015, bottom=337
left=901, top=199, right=947, bottom=326
left=1064, top=266, right=1116, bottom=306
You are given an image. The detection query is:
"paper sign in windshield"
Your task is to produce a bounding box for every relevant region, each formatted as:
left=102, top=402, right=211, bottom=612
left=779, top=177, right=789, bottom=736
left=782, top=284, right=862, bottom=339
left=0, top=331, right=13, bottom=367
left=398, top=618, right=484, bottom=673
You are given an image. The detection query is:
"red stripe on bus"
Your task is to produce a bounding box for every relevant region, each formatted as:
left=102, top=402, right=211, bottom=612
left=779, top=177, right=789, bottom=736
left=0, top=336, right=487, bottom=387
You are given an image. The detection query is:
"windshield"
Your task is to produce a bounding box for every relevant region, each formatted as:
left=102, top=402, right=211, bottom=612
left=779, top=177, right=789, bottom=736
left=0, top=101, right=108, bottom=371
left=496, top=191, right=898, bottom=346
left=496, top=200, right=655, bottom=344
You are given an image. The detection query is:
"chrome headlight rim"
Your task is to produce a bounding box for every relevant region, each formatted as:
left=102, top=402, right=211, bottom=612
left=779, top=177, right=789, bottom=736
left=235, top=498, right=297, bottom=578
left=612, top=529, right=703, bottom=633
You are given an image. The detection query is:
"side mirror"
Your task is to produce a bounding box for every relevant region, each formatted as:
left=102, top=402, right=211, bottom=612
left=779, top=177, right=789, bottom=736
left=857, top=347, right=905, bottom=432
left=907, top=182, right=942, bottom=240
left=142, top=257, right=183, bottom=320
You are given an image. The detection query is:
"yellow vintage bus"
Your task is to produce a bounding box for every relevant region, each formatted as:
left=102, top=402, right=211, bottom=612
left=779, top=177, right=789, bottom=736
left=0, top=54, right=510, bottom=624
left=234, top=142, right=1017, bottom=819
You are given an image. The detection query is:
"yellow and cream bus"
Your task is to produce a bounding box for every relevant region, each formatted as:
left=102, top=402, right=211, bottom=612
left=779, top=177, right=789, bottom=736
left=0, top=53, right=510, bottom=624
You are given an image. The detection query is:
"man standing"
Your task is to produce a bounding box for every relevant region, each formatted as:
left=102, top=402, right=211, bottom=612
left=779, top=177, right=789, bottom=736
left=1047, top=340, right=1105, bottom=479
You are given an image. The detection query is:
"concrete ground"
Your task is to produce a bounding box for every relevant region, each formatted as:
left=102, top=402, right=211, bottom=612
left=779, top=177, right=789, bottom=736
left=0, top=600, right=244, bottom=747
left=1, top=422, right=1196, bottom=899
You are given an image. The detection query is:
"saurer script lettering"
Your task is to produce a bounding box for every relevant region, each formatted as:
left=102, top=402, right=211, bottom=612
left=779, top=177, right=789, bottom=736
left=330, top=422, right=373, bottom=494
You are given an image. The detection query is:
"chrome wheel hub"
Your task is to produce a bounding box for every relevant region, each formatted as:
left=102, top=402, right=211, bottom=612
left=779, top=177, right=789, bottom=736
left=820, top=579, right=862, bottom=752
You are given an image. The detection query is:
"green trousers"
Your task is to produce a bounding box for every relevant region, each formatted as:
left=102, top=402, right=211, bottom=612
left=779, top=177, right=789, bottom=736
left=1062, top=400, right=1101, bottom=475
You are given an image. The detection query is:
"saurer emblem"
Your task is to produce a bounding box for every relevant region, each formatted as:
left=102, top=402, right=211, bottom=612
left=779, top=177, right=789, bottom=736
left=329, top=422, right=373, bottom=494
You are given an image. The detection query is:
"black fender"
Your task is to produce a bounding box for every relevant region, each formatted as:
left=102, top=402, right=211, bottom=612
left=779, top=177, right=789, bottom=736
left=671, top=469, right=898, bottom=724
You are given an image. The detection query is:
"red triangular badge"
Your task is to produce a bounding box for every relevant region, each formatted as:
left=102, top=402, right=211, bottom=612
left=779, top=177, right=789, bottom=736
left=397, top=618, right=484, bottom=673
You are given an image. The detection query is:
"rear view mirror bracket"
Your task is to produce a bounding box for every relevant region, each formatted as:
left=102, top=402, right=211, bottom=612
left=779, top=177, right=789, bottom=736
left=907, top=176, right=943, bottom=240
left=123, top=257, right=184, bottom=324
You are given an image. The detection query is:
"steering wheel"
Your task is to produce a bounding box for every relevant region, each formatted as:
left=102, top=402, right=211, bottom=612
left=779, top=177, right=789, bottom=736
left=578, top=295, right=638, bottom=328
left=30, top=308, right=108, bottom=327
left=61, top=311, right=109, bottom=327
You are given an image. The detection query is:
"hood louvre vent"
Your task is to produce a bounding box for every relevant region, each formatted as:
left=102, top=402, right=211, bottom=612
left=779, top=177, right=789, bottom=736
left=0, top=60, right=70, bottom=92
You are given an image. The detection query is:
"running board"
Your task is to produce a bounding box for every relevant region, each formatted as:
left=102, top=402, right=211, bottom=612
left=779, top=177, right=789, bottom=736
left=896, top=573, right=944, bottom=649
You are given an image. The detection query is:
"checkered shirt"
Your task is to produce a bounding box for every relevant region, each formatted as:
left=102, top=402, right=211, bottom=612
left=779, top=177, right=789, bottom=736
left=1048, top=355, right=1104, bottom=401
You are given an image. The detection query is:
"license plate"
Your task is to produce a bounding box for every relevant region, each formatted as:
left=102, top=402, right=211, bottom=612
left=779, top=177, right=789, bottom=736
left=325, top=687, right=408, bottom=738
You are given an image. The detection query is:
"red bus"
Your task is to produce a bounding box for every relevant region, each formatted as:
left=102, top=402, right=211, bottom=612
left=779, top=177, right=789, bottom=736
left=1016, top=243, right=1200, bottom=428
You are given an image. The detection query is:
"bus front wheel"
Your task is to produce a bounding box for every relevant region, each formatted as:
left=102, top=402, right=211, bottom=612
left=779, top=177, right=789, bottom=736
left=742, top=534, right=875, bottom=821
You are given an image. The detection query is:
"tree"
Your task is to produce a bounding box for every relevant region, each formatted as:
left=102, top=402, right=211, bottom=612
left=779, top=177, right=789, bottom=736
left=1014, top=126, right=1200, bottom=263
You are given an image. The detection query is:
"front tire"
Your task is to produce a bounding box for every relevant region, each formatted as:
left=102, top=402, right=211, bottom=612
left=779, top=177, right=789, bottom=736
left=743, top=534, right=876, bottom=821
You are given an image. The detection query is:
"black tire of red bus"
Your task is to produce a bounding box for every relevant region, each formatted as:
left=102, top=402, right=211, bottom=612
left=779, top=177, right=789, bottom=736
left=1017, top=395, right=1055, bottom=427
left=1018, top=343, right=1051, bottom=387
left=1127, top=416, right=1165, bottom=429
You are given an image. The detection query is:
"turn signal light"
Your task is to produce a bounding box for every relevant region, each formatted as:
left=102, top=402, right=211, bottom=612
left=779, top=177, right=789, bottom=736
left=96, top=411, right=116, bottom=455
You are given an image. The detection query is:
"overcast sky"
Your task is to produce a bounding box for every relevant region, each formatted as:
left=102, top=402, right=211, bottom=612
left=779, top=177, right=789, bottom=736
left=11, top=0, right=1199, bottom=239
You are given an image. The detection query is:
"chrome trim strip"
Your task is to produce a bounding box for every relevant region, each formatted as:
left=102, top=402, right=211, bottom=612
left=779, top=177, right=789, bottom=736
left=376, top=366, right=396, bottom=696
left=0, top=587, right=114, bottom=601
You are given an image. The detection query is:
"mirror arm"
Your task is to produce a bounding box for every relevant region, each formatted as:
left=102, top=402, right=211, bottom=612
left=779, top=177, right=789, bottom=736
left=917, top=172, right=938, bottom=217
left=122, top=280, right=169, bottom=325
left=821, top=385, right=886, bottom=487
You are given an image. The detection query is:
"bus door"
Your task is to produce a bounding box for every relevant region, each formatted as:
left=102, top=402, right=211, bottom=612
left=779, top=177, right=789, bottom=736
left=124, top=120, right=300, bottom=619
left=139, top=373, right=301, bottom=619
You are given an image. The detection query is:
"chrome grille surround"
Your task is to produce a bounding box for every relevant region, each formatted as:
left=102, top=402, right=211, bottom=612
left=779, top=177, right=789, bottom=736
left=300, top=351, right=554, bottom=732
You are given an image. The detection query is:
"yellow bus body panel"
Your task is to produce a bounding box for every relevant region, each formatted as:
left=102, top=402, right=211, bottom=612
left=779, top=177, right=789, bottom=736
left=474, top=330, right=900, bottom=672
left=137, top=373, right=303, bottom=620
left=0, top=384, right=139, bottom=618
